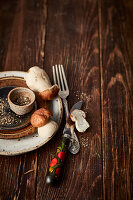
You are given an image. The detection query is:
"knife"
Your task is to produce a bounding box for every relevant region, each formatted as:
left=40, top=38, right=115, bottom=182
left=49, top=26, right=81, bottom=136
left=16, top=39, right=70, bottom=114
left=46, top=101, right=83, bottom=185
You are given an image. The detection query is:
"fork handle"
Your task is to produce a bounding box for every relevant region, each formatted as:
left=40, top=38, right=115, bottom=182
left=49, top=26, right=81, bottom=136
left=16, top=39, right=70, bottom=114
left=63, top=98, right=69, bottom=119
left=46, top=135, right=70, bottom=186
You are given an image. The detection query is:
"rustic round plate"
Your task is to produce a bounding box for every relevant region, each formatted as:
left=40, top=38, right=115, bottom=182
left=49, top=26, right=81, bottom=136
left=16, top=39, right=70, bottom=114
left=0, top=71, right=63, bottom=155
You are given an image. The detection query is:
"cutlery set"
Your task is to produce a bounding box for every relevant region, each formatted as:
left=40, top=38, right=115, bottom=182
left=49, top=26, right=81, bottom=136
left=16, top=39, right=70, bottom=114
left=46, top=64, right=82, bottom=185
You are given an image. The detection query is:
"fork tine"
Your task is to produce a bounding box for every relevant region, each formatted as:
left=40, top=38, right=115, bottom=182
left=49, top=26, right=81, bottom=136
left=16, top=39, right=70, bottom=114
left=60, top=64, right=69, bottom=90
left=59, top=64, right=65, bottom=90
left=55, top=64, right=61, bottom=89
left=52, top=66, right=57, bottom=84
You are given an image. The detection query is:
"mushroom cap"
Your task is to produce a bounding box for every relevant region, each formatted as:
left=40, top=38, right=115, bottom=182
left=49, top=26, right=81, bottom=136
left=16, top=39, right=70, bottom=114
left=38, top=120, right=58, bottom=139
left=39, top=84, right=59, bottom=100
left=31, top=108, right=52, bottom=127
left=70, top=109, right=90, bottom=132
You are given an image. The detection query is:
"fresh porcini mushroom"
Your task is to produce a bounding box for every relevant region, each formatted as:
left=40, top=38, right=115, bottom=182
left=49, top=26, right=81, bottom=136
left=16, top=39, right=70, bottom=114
left=24, top=66, right=59, bottom=100
left=30, top=108, right=52, bottom=127
left=24, top=66, right=51, bottom=92
left=38, top=120, right=58, bottom=139
left=40, top=85, right=59, bottom=101
left=70, top=109, right=90, bottom=132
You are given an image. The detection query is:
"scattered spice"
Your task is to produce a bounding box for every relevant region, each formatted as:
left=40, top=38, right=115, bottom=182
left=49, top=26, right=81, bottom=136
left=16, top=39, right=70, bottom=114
left=80, top=92, right=91, bottom=102
left=80, top=136, right=89, bottom=148
left=74, top=91, right=91, bottom=102
left=0, top=97, right=22, bottom=126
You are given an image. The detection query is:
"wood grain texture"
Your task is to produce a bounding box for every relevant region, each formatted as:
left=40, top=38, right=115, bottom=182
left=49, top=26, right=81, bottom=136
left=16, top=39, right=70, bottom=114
left=36, top=0, right=103, bottom=200
left=99, top=0, right=133, bottom=199
left=2, top=0, right=47, bottom=71
left=0, top=0, right=18, bottom=71
left=0, top=0, right=132, bottom=199
left=0, top=0, right=47, bottom=199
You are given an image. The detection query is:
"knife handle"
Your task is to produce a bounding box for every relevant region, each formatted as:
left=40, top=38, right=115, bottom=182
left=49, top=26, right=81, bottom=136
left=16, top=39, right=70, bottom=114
left=46, top=135, right=70, bottom=186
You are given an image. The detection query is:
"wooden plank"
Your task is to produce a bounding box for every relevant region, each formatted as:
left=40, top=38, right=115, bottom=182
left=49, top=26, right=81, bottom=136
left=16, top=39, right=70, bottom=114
left=3, top=0, right=47, bottom=71
left=0, top=0, right=47, bottom=199
left=99, top=0, right=133, bottom=199
left=0, top=0, right=18, bottom=71
left=36, top=0, right=103, bottom=199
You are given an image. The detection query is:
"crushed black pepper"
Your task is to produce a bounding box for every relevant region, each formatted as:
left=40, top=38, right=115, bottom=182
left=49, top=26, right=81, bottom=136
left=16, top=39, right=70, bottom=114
left=0, top=97, right=22, bottom=126
left=13, top=96, right=31, bottom=106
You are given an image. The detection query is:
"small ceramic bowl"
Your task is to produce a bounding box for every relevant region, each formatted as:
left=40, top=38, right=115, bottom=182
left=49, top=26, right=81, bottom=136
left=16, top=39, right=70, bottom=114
left=8, top=87, right=35, bottom=115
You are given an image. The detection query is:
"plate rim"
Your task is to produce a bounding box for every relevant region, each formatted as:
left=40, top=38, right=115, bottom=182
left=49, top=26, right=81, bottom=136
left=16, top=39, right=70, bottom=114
left=0, top=71, right=63, bottom=155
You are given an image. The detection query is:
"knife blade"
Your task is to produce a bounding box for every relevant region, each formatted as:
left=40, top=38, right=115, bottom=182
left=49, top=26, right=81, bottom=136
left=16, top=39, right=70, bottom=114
left=63, top=101, right=83, bottom=154
left=46, top=101, right=83, bottom=186
left=63, top=100, right=83, bottom=135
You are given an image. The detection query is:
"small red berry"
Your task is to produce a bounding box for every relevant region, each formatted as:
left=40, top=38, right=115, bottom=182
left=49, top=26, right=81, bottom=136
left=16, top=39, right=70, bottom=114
left=50, top=158, right=57, bottom=167
left=56, top=168, right=61, bottom=176
left=58, top=152, right=65, bottom=161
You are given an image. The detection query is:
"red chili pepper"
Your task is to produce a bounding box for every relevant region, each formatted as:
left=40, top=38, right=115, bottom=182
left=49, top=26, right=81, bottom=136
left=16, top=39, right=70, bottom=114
left=50, top=158, right=57, bottom=167
left=58, top=152, right=65, bottom=161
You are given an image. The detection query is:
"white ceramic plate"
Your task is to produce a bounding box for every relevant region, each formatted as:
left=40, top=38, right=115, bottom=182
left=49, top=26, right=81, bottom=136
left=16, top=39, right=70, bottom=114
left=0, top=71, right=63, bottom=155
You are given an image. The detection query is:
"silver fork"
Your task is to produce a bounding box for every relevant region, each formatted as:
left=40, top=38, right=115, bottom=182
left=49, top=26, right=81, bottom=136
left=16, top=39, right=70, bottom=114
left=52, top=64, right=80, bottom=154
left=53, top=64, right=69, bottom=119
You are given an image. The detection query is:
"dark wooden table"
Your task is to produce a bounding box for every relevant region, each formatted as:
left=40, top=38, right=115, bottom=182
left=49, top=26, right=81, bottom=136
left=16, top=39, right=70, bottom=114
left=0, top=0, right=132, bottom=199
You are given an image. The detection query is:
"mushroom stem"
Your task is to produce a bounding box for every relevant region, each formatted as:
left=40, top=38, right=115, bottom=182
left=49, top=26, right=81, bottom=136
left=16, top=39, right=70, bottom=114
left=38, top=120, right=59, bottom=138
